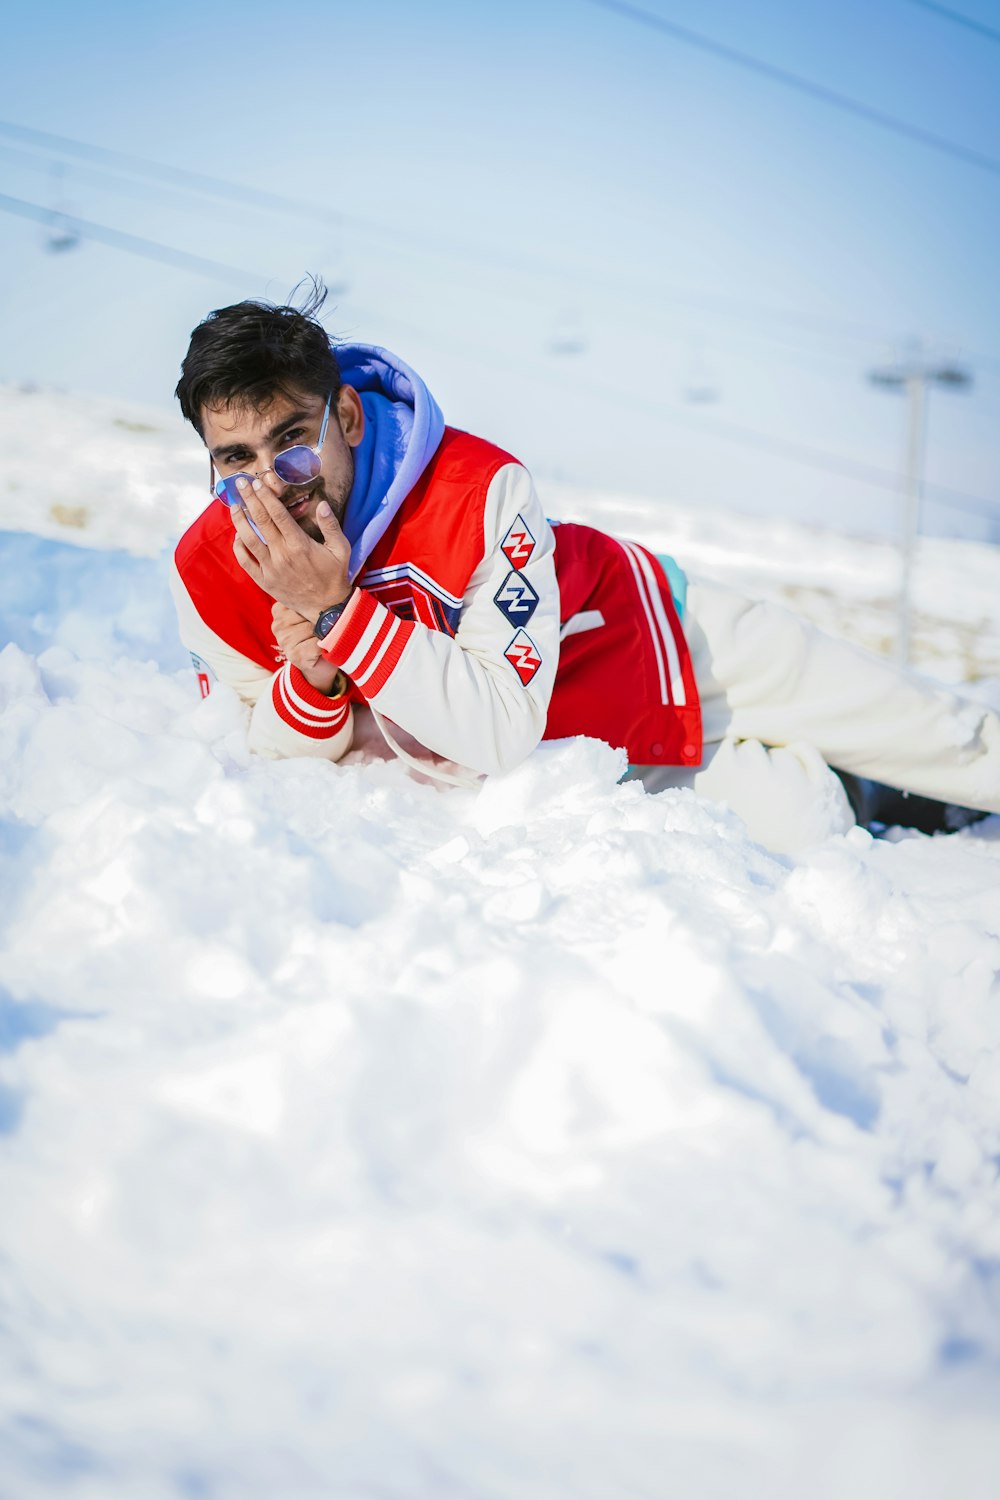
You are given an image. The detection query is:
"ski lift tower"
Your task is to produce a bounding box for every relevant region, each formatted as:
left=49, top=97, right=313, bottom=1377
left=868, top=346, right=971, bottom=669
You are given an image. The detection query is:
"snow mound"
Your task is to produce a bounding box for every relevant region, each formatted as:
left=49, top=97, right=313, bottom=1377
left=2, top=527, right=1000, bottom=1497
left=2, top=375, right=1000, bottom=1499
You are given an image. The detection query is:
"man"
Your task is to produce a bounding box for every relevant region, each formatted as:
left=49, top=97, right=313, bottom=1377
left=170, top=289, right=1000, bottom=852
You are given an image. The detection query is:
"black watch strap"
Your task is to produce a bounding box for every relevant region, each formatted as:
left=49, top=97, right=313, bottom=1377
left=314, top=595, right=352, bottom=640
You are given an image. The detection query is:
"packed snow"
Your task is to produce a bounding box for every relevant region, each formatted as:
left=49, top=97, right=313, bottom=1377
left=2, top=383, right=1000, bottom=1499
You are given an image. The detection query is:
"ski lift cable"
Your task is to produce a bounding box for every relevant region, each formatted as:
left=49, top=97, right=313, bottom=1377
left=0, top=121, right=348, bottom=228
left=3, top=138, right=963, bottom=378
left=0, top=120, right=596, bottom=286
left=0, top=190, right=267, bottom=287
left=670, top=409, right=1000, bottom=519
left=0, top=117, right=959, bottom=357
left=636, top=398, right=1000, bottom=518
left=4, top=131, right=899, bottom=359
left=901, top=0, right=1000, bottom=46
left=582, top=0, right=1000, bottom=180
left=5, top=136, right=988, bottom=382
left=2, top=137, right=973, bottom=377
left=424, top=327, right=999, bottom=518
left=0, top=188, right=447, bottom=350
left=0, top=189, right=994, bottom=521
left=0, top=139, right=293, bottom=230
left=0, top=164, right=960, bottom=396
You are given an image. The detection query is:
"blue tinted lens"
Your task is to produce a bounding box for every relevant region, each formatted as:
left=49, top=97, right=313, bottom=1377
left=215, top=474, right=251, bottom=507
left=273, top=445, right=321, bottom=485
left=214, top=479, right=268, bottom=545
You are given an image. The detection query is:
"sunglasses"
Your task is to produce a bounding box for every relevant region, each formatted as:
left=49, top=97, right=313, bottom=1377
left=210, top=391, right=333, bottom=508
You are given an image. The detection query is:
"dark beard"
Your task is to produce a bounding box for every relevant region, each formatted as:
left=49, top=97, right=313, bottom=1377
left=297, top=448, right=354, bottom=543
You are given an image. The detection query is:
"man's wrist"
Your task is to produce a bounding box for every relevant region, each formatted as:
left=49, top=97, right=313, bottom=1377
left=291, top=660, right=348, bottom=698
left=308, top=667, right=349, bottom=698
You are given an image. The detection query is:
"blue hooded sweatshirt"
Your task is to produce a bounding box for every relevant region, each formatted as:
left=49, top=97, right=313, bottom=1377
left=336, top=343, right=445, bottom=582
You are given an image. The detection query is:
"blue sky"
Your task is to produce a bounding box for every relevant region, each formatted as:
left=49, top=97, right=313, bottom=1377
left=1, top=0, right=998, bottom=539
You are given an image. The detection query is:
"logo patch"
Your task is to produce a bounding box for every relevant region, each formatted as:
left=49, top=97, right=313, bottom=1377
left=501, top=515, right=536, bottom=570
left=504, top=629, right=542, bottom=686
left=360, top=562, right=462, bottom=636
left=494, top=570, right=540, bottom=625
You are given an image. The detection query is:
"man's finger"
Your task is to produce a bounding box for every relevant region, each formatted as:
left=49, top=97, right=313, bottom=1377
left=239, top=476, right=297, bottom=543
left=275, top=617, right=318, bottom=648
left=314, top=500, right=349, bottom=557
left=272, top=600, right=307, bottom=623
left=230, top=500, right=267, bottom=557
left=232, top=532, right=260, bottom=577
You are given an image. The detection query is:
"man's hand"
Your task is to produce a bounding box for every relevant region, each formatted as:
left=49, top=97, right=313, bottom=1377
left=230, top=471, right=351, bottom=619
left=272, top=603, right=347, bottom=697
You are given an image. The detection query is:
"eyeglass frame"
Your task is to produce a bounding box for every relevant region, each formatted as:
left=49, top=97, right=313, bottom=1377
left=208, top=390, right=334, bottom=505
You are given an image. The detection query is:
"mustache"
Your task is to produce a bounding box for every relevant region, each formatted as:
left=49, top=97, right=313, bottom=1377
left=283, top=480, right=324, bottom=504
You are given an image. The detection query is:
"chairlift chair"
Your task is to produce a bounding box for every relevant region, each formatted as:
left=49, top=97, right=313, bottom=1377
left=46, top=213, right=80, bottom=253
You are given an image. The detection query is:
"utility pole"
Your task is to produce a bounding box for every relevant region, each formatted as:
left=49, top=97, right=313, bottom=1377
left=869, top=347, right=972, bottom=669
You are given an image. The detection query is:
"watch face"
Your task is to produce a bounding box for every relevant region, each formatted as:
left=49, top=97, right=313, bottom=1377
left=315, top=604, right=346, bottom=639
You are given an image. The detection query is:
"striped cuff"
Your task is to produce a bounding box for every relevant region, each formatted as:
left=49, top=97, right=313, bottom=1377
left=318, top=590, right=414, bottom=698
left=272, top=662, right=351, bottom=740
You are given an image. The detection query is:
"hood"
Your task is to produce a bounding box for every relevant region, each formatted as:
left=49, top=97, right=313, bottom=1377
left=336, top=343, right=445, bottom=580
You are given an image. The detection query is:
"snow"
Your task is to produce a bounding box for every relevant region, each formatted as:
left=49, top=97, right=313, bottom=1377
left=2, top=385, right=1000, bottom=1499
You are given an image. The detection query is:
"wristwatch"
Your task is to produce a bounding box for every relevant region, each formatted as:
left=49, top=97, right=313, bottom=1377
left=313, top=593, right=353, bottom=641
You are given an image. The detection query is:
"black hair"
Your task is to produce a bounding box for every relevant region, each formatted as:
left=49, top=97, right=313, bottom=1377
left=175, top=276, right=342, bottom=436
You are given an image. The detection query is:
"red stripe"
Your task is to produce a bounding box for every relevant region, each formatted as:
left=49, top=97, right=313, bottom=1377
left=274, top=705, right=349, bottom=740
left=278, top=667, right=347, bottom=721
left=363, top=617, right=414, bottom=696
left=619, top=540, right=668, bottom=706
left=287, top=663, right=349, bottom=713
left=630, top=542, right=687, bottom=706
left=280, top=682, right=350, bottom=731
left=278, top=691, right=345, bottom=729
left=279, top=675, right=349, bottom=728
left=352, top=612, right=398, bottom=685
left=272, top=674, right=350, bottom=739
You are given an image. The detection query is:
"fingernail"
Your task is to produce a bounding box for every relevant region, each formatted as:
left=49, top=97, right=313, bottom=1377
left=236, top=477, right=248, bottom=490
left=252, top=478, right=262, bottom=492
left=317, top=501, right=331, bottom=517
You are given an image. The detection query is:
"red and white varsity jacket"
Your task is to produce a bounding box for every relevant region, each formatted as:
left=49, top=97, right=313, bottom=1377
left=169, top=428, right=702, bottom=777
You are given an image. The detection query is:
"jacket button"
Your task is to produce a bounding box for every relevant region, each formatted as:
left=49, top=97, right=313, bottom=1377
left=651, top=742, right=664, bottom=757
left=681, top=743, right=697, bottom=759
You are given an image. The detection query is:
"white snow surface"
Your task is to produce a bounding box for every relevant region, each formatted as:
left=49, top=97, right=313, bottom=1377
left=2, top=386, right=1000, bottom=1499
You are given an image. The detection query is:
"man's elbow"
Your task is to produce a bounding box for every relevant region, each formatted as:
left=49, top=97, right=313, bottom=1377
left=474, top=701, right=547, bottom=778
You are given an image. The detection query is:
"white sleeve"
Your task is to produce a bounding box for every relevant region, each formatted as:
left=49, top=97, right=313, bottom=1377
left=168, top=559, right=354, bottom=763
left=317, top=463, right=559, bottom=776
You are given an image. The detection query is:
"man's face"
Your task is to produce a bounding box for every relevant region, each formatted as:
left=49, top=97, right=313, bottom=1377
left=201, top=386, right=362, bottom=544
